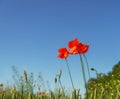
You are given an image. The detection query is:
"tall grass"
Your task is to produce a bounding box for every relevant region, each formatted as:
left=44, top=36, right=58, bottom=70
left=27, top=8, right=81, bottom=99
left=0, top=66, right=80, bottom=99
left=0, top=62, right=120, bottom=99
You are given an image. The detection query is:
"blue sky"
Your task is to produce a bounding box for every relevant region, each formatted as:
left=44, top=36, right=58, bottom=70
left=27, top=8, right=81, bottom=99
left=0, top=0, right=120, bottom=94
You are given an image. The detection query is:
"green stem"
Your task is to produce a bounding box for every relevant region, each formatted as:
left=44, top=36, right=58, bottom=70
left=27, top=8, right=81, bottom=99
left=65, top=59, right=75, bottom=90
left=58, top=77, right=65, bottom=96
left=79, top=54, right=88, bottom=98
left=83, top=54, right=90, bottom=79
left=93, top=88, right=96, bottom=99
left=100, top=86, right=104, bottom=99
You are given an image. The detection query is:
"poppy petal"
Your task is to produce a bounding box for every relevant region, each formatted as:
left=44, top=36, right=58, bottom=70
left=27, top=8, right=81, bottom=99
left=68, top=38, right=79, bottom=48
left=57, top=48, right=69, bottom=59
left=77, top=43, right=89, bottom=54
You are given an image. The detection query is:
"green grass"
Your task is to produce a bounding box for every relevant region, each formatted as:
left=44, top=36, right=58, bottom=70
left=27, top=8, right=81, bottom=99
left=0, top=61, right=120, bottom=99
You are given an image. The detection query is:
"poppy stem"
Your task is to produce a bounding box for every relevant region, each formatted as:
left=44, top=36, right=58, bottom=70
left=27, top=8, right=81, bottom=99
left=65, top=59, right=75, bottom=90
left=79, top=54, right=88, bottom=98
left=83, top=54, right=90, bottom=79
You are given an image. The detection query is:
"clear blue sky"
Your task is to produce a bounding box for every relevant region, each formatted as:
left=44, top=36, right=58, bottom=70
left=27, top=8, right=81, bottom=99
left=0, top=0, right=120, bottom=94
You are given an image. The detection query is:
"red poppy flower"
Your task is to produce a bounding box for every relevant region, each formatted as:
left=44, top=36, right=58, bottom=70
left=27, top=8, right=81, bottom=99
left=68, top=38, right=79, bottom=48
left=77, top=43, right=89, bottom=54
left=37, top=92, right=48, bottom=96
left=46, top=93, right=49, bottom=96
left=57, top=48, right=69, bottom=59
left=68, top=38, right=79, bottom=54
left=68, top=38, right=89, bottom=54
